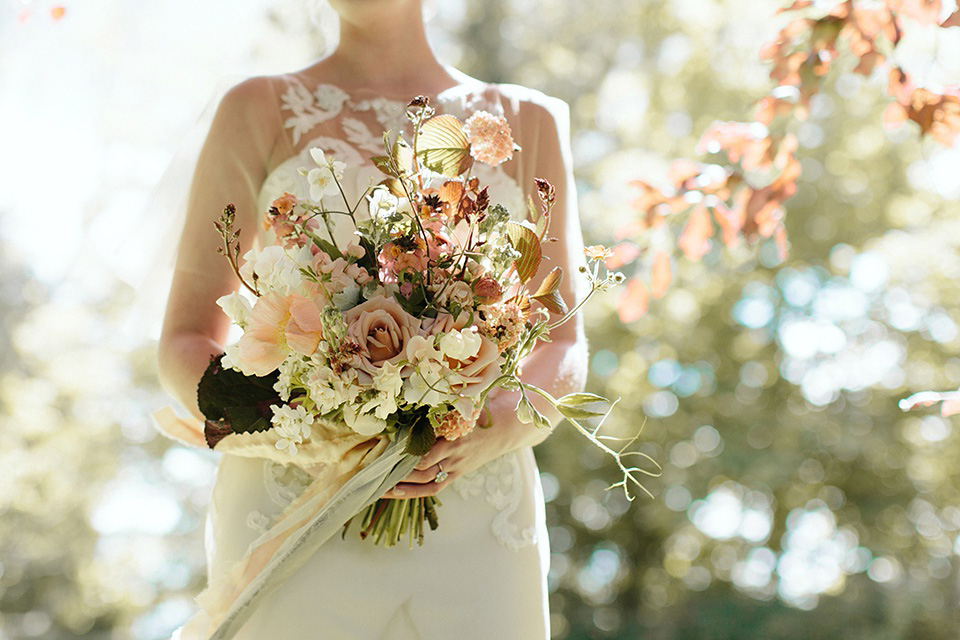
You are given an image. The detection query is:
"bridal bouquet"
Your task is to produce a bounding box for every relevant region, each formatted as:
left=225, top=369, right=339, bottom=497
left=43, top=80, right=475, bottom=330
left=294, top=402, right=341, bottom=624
left=198, top=97, right=630, bottom=548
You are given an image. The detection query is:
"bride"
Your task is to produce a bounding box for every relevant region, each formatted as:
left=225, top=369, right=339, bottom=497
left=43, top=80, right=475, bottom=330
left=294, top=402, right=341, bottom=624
left=156, top=0, right=587, bottom=637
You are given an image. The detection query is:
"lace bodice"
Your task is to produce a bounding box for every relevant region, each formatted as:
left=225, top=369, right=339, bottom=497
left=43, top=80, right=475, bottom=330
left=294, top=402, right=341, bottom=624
left=254, top=75, right=528, bottom=246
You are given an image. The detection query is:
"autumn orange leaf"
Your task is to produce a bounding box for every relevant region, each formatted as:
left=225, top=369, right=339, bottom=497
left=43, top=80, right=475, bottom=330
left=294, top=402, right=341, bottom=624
left=606, top=242, right=642, bottom=269
left=651, top=252, right=672, bottom=300
left=618, top=278, right=649, bottom=323
left=678, top=203, right=713, bottom=260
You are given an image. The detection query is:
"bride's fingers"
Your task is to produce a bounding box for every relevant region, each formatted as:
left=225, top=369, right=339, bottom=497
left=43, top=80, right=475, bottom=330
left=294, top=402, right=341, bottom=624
left=414, top=440, right=456, bottom=470
left=385, top=474, right=457, bottom=499
left=400, top=465, right=443, bottom=484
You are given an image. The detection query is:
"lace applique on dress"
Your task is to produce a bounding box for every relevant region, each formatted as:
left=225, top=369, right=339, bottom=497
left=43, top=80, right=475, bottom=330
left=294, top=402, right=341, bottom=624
left=247, top=460, right=315, bottom=533
left=451, top=451, right=538, bottom=551
left=281, top=81, right=351, bottom=145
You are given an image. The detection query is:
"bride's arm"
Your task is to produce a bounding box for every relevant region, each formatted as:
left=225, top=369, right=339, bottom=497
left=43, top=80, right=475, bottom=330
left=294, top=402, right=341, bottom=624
left=157, top=77, right=279, bottom=421
left=486, top=92, right=588, bottom=444
left=388, top=93, right=588, bottom=496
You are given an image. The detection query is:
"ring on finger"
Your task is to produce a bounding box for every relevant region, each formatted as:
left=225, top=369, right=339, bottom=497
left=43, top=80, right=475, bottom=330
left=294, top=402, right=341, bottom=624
left=433, top=462, right=449, bottom=484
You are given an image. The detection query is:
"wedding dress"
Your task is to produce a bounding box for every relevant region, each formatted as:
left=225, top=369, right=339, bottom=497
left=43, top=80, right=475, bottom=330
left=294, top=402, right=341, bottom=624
left=173, top=69, right=576, bottom=640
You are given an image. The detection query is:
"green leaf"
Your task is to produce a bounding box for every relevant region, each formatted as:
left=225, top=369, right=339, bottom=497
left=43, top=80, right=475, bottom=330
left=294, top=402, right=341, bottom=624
left=197, top=355, right=281, bottom=446
left=531, top=267, right=568, bottom=314
left=371, top=155, right=397, bottom=177
left=556, top=404, right=606, bottom=420
left=557, top=392, right=609, bottom=407
left=505, top=221, right=542, bottom=284
left=404, top=416, right=437, bottom=457
left=416, top=114, right=472, bottom=177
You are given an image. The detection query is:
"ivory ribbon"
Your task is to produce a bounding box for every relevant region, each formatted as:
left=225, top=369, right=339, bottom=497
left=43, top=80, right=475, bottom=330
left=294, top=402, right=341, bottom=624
left=153, top=408, right=418, bottom=640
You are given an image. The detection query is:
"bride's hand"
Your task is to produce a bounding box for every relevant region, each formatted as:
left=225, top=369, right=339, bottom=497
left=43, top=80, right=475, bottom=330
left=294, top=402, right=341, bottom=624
left=383, top=391, right=547, bottom=498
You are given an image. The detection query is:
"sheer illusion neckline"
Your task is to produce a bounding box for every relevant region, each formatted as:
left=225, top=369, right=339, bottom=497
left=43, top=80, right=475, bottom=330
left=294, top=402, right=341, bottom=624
left=283, top=65, right=492, bottom=104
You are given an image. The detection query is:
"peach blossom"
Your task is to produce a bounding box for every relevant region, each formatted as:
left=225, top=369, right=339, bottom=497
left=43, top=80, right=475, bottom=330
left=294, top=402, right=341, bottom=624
left=235, top=292, right=293, bottom=376
left=285, top=296, right=324, bottom=357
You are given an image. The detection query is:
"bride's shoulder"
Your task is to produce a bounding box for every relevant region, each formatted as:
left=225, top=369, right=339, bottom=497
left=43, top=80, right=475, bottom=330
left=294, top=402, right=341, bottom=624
left=486, top=83, right=571, bottom=143
left=488, top=82, right=570, bottom=128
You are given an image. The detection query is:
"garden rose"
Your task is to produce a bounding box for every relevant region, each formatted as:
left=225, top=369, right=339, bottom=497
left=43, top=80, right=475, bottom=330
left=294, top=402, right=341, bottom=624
left=345, top=295, right=421, bottom=377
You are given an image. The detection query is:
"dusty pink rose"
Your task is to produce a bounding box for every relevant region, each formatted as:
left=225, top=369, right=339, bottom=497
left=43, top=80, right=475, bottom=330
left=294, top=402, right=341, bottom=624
left=345, top=294, right=421, bottom=376
left=445, top=332, right=503, bottom=402
left=463, top=111, right=517, bottom=166
left=421, top=312, right=469, bottom=336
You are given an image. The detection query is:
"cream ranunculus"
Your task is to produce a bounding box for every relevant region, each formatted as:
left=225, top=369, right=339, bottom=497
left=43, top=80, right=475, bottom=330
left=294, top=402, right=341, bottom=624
left=344, top=294, right=421, bottom=378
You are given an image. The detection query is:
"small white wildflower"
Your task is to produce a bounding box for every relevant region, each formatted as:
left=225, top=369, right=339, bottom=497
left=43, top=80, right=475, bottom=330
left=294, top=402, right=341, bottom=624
left=271, top=404, right=315, bottom=456
left=367, top=187, right=399, bottom=220
left=300, top=148, right=347, bottom=201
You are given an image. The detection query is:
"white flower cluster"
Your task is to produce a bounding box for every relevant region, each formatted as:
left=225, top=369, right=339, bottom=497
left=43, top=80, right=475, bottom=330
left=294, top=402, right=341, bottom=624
left=271, top=404, right=315, bottom=455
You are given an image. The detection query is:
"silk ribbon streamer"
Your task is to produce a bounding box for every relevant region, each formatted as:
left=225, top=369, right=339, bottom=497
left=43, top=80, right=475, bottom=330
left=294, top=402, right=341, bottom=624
left=153, top=408, right=418, bottom=639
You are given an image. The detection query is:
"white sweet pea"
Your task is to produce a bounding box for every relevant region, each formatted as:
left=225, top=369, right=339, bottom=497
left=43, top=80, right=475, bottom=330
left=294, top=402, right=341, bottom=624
left=439, top=329, right=482, bottom=362
left=362, top=392, right=398, bottom=421
left=404, top=360, right=452, bottom=407
left=343, top=403, right=388, bottom=436
left=221, top=342, right=244, bottom=372
left=372, top=361, right=404, bottom=398
left=270, top=404, right=315, bottom=456
left=216, top=292, right=253, bottom=328
left=405, top=334, right=442, bottom=364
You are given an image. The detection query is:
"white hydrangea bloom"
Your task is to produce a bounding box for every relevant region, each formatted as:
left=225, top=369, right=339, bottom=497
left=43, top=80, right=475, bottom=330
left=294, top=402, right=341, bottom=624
left=274, top=355, right=305, bottom=401
left=439, top=329, right=482, bottom=362
left=306, top=366, right=358, bottom=414
left=239, top=245, right=312, bottom=296
left=216, top=292, right=253, bottom=328
left=270, top=404, right=315, bottom=456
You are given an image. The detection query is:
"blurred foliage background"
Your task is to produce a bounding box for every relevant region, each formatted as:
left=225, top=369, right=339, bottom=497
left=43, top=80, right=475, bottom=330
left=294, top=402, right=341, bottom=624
left=2, top=0, right=960, bottom=638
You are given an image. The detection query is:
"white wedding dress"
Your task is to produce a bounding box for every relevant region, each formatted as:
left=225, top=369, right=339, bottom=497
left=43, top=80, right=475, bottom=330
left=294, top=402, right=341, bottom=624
left=191, top=70, right=575, bottom=640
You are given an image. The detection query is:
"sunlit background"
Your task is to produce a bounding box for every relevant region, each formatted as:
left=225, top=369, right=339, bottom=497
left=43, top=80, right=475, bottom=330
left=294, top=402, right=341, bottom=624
left=2, top=0, right=960, bottom=638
